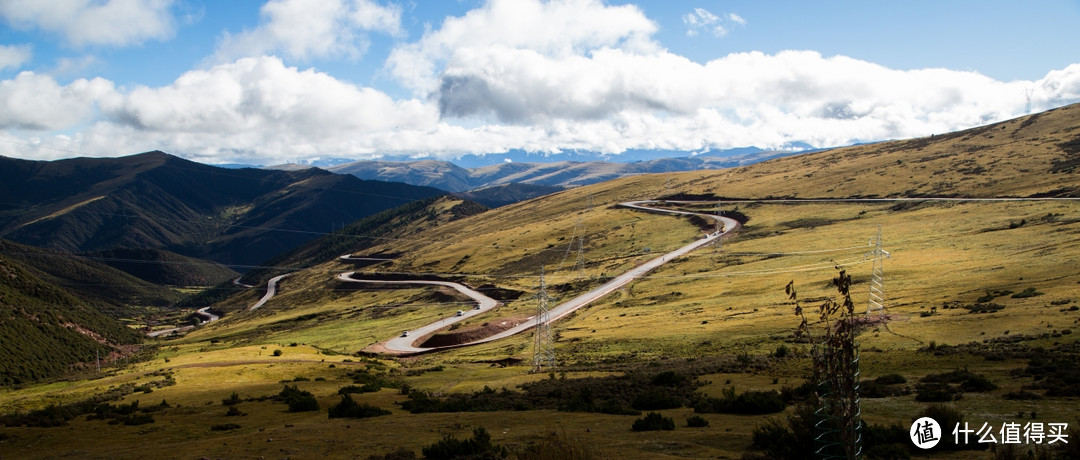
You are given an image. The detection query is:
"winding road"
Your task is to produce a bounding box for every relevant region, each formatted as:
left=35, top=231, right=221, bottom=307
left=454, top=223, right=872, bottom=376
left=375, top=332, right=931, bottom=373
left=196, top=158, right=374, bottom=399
left=342, top=200, right=741, bottom=355
left=147, top=274, right=287, bottom=337
left=150, top=200, right=738, bottom=348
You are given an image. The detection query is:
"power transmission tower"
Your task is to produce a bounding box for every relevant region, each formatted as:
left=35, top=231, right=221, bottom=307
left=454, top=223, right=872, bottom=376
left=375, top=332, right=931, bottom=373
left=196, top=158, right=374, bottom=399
left=573, top=219, right=586, bottom=278
left=560, top=218, right=587, bottom=278
left=532, top=267, right=556, bottom=372
left=1025, top=87, right=1034, bottom=114
left=865, top=226, right=890, bottom=317
left=586, top=194, right=595, bottom=212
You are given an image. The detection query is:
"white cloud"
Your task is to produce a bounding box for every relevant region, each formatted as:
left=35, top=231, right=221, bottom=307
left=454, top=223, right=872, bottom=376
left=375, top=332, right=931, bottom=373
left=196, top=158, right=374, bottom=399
left=0, top=0, right=176, bottom=47
left=434, top=47, right=1058, bottom=150
left=683, top=7, right=743, bottom=38
left=387, top=0, right=659, bottom=93
left=0, top=71, right=116, bottom=130
left=0, top=44, right=31, bottom=70
left=213, top=0, right=402, bottom=62
left=1, top=1, right=1079, bottom=166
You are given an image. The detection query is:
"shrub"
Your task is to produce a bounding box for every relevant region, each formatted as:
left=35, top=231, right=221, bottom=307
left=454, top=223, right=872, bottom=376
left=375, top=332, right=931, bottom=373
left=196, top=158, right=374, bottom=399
left=915, top=383, right=959, bottom=402
left=632, top=412, right=675, bottom=431
left=272, top=349, right=283, bottom=357
left=773, top=344, right=790, bottom=358
left=861, top=423, right=910, bottom=460
left=514, top=432, right=602, bottom=460
left=862, top=374, right=911, bottom=398
left=225, top=405, right=245, bottom=416
left=222, top=391, right=241, bottom=406
left=1012, top=287, right=1043, bottom=298
left=278, top=385, right=319, bottom=412
left=210, top=423, right=241, bottom=431
left=327, top=394, right=391, bottom=419
left=631, top=388, right=681, bottom=410
left=685, top=414, right=709, bottom=427
left=694, top=387, right=786, bottom=415
left=421, top=427, right=507, bottom=459
left=365, top=449, right=417, bottom=460
left=917, top=404, right=981, bottom=451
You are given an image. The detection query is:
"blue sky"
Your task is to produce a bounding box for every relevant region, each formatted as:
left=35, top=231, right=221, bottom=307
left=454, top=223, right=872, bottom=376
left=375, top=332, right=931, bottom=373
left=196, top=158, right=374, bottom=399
left=1, top=0, right=1078, bottom=165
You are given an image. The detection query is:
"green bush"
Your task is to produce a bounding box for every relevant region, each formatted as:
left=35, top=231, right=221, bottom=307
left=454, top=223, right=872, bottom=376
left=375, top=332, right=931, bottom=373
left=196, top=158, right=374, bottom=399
left=277, top=385, right=319, bottom=412
left=421, top=427, right=507, bottom=459
left=272, top=349, right=283, bottom=357
left=632, top=412, right=675, bottom=431
left=222, top=391, right=241, bottom=406
left=327, top=394, right=390, bottom=419
left=685, top=414, right=709, bottom=428
left=365, top=449, right=416, bottom=460
left=514, top=432, right=602, bottom=460
left=694, top=387, right=786, bottom=415
left=1012, top=287, right=1044, bottom=298
left=210, top=423, right=241, bottom=431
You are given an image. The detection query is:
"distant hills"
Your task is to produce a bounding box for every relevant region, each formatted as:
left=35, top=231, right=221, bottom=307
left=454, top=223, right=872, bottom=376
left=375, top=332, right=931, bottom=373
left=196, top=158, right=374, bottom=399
left=0, top=151, right=446, bottom=269
left=324, top=150, right=800, bottom=193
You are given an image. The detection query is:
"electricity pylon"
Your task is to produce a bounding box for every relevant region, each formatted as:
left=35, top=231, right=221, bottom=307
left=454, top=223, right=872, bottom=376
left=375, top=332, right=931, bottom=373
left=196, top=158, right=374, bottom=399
left=865, top=226, right=890, bottom=317
left=532, top=267, right=556, bottom=372
left=573, top=219, right=586, bottom=278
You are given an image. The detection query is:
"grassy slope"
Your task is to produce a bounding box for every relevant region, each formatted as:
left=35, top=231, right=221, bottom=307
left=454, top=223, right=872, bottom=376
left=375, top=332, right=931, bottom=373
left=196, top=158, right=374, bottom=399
left=0, top=255, right=145, bottom=385
left=0, top=238, right=180, bottom=311
left=2, top=105, right=1080, bottom=458
left=84, top=248, right=239, bottom=287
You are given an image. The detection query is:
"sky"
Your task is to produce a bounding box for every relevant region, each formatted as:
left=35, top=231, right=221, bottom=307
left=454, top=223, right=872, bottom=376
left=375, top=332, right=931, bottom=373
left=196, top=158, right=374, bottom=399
left=0, top=0, right=1078, bottom=166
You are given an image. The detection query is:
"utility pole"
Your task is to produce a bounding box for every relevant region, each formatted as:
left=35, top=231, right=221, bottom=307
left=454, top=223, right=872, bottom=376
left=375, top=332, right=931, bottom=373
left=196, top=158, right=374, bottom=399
left=865, top=226, right=890, bottom=317
left=532, top=267, right=556, bottom=372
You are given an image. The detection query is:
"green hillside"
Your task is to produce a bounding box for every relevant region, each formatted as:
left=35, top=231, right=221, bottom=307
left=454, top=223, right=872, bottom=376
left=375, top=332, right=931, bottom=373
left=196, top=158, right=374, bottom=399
left=0, top=239, right=179, bottom=311
left=84, top=247, right=239, bottom=287
left=0, top=255, right=143, bottom=385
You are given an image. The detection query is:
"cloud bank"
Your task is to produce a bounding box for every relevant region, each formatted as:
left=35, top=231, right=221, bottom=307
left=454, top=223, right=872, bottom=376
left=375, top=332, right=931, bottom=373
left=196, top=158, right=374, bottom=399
left=0, top=0, right=176, bottom=47
left=1, top=0, right=1079, bottom=165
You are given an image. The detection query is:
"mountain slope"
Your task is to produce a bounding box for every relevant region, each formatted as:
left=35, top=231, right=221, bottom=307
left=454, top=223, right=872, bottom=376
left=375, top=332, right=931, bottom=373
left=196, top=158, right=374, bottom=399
left=659, top=103, right=1080, bottom=199
left=0, top=151, right=446, bottom=268
left=454, top=183, right=564, bottom=208
left=83, top=248, right=239, bottom=287
left=0, top=253, right=144, bottom=385
left=0, top=238, right=179, bottom=310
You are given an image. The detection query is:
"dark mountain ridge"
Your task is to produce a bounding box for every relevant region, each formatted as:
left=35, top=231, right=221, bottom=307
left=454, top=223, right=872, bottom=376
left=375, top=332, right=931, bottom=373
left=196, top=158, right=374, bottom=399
left=0, top=151, right=446, bottom=269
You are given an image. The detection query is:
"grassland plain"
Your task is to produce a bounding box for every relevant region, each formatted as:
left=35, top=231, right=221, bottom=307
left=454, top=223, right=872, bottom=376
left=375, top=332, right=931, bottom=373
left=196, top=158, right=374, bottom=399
left=2, top=105, right=1080, bottom=458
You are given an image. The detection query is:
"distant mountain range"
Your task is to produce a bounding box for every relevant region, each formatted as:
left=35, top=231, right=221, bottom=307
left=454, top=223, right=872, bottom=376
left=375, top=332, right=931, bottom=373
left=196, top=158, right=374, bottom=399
left=0, top=151, right=446, bottom=269
left=322, top=150, right=802, bottom=193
